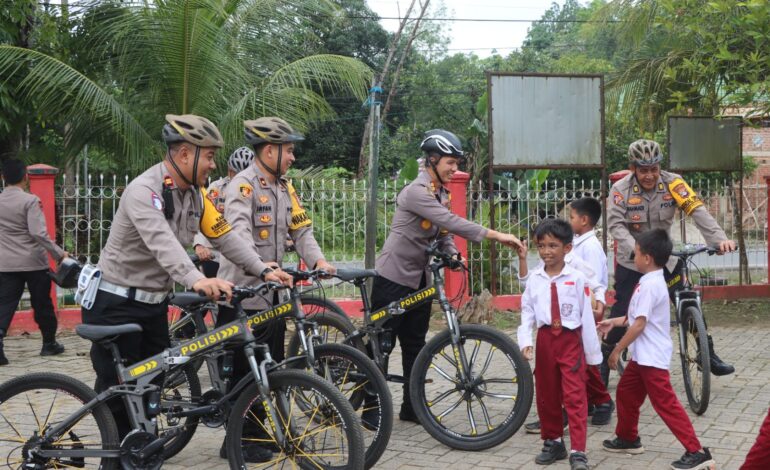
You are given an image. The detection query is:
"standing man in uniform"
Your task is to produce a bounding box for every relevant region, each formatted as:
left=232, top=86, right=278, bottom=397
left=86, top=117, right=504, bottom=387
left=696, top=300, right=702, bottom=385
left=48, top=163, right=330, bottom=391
left=603, top=139, right=736, bottom=385
left=0, top=159, right=67, bottom=364
left=366, top=129, right=524, bottom=423
left=82, top=114, right=290, bottom=439
left=193, top=146, right=255, bottom=277
left=216, top=117, right=335, bottom=462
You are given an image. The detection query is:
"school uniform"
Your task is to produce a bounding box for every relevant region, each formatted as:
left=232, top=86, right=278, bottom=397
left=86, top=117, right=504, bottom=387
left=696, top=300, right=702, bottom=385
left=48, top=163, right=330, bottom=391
left=615, top=269, right=702, bottom=453
left=518, top=264, right=601, bottom=451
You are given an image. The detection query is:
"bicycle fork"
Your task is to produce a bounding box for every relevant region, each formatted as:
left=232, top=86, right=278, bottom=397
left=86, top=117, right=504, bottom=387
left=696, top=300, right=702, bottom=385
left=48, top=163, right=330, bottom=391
left=434, top=276, right=470, bottom=383
left=244, top=344, right=287, bottom=447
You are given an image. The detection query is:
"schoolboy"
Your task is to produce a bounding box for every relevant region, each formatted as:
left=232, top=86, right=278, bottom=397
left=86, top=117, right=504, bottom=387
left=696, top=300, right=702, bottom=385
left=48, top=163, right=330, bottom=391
left=517, top=219, right=602, bottom=470
left=598, top=229, right=716, bottom=470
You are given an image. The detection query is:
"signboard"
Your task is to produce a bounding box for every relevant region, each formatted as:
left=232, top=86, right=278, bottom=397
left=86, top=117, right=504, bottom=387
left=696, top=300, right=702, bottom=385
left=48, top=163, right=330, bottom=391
left=668, top=116, right=742, bottom=172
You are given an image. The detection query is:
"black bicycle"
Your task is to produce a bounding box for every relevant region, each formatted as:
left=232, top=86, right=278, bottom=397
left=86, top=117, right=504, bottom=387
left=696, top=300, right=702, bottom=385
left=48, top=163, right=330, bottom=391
left=165, top=268, right=392, bottom=469
left=287, top=243, right=534, bottom=451
left=0, top=284, right=365, bottom=470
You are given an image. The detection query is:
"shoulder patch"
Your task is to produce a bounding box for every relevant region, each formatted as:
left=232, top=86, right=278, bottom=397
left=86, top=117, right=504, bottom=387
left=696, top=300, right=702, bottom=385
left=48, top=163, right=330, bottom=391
left=239, top=184, right=253, bottom=198
left=668, top=178, right=703, bottom=215
left=612, top=192, right=624, bottom=205
left=150, top=192, right=163, bottom=211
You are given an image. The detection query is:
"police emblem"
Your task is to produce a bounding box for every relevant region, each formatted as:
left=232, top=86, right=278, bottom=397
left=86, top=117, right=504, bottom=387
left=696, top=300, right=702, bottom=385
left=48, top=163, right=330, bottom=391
left=613, top=192, right=624, bottom=205
left=150, top=193, right=163, bottom=211
left=239, top=184, right=252, bottom=198
left=421, top=219, right=432, bottom=230
left=673, top=183, right=689, bottom=198
left=628, top=197, right=643, bottom=205
left=260, top=214, right=271, bottom=223
left=259, top=229, right=269, bottom=239
left=631, top=214, right=641, bottom=221
left=259, top=195, right=269, bottom=203
left=663, top=194, right=673, bottom=201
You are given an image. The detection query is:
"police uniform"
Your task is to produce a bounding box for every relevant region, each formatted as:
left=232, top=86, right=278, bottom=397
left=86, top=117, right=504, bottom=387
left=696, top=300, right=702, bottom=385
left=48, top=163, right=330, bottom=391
left=373, top=170, right=487, bottom=398
left=83, top=162, right=270, bottom=435
left=192, top=176, right=230, bottom=277
left=605, top=170, right=727, bottom=345
left=0, top=186, right=66, bottom=342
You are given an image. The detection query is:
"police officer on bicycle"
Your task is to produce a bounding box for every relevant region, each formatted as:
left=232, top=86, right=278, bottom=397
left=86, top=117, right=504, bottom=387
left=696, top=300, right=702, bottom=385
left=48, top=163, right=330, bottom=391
left=82, top=114, right=290, bottom=438
left=604, top=139, right=737, bottom=385
left=365, top=129, right=524, bottom=424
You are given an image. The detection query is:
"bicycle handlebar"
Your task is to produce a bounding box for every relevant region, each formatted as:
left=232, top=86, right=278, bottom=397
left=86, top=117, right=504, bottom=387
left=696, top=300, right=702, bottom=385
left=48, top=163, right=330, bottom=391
left=425, top=241, right=465, bottom=270
left=196, top=282, right=286, bottom=302
left=671, top=245, right=719, bottom=258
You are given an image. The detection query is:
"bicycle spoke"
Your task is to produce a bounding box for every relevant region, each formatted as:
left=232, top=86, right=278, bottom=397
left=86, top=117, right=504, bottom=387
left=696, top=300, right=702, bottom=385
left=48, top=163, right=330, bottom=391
left=468, top=340, right=482, bottom=373
left=475, top=395, right=494, bottom=432
left=477, top=390, right=517, bottom=400
left=481, top=377, right=518, bottom=385
left=477, top=346, right=497, bottom=377
left=466, top=401, right=478, bottom=436
left=438, top=350, right=458, bottom=368
left=427, top=388, right=459, bottom=408
left=436, top=396, right=464, bottom=422
left=430, top=362, right=459, bottom=384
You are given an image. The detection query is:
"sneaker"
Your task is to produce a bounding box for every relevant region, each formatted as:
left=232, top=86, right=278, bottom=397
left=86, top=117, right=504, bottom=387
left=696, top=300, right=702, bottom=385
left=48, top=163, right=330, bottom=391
left=569, top=451, right=590, bottom=470
left=220, top=441, right=273, bottom=463
left=671, top=448, right=716, bottom=470
left=40, top=341, right=65, bottom=356
left=360, top=394, right=380, bottom=431
left=535, top=439, right=568, bottom=465
left=526, top=410, right=569, bottom=434
left=399, top=401, right=419, bottom=423
left=591, top=399, right=614, bottom=426
left=603, top=436, right=645, bottom=454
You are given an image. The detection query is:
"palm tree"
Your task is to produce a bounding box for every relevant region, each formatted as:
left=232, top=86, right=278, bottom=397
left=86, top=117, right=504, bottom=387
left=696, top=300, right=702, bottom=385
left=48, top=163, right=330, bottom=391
left=0, top=0, right=371, bottom=171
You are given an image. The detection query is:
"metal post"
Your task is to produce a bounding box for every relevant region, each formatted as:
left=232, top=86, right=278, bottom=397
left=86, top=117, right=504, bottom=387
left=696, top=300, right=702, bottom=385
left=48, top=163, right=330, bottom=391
left=364, top=84, right=382, bottom=270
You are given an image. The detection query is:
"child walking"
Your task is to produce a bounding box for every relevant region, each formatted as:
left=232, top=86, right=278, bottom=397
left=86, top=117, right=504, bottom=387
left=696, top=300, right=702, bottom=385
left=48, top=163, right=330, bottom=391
left=598, top=229, right=716, bottom=470
left=518, top=219, right=602, bottom=470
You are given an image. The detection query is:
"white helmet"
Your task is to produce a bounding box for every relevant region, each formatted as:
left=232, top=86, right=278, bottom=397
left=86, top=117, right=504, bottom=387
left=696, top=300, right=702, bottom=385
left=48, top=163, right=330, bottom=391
left=228, top=147, right=255, bottom=173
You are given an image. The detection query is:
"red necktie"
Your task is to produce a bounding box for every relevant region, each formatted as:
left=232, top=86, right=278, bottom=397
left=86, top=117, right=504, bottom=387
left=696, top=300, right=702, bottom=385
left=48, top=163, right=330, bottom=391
left=550, top=282, right=562, bottom=335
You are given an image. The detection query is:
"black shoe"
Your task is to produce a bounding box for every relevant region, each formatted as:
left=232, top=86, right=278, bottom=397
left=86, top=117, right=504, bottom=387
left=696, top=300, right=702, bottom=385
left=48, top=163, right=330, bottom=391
left=587, top=404, right=595, bottom=416
left=0, top=346, right=7, bottom=366
left=671, top=447, right=715, bottom=469
left=603, top=436, right=645, bottom=454
left=399, top=401, right=419, bottom=423
left=569, top=452, right=590, bottom=470
left=220, top=441, right=273, bottom=463
left=40, top=341, right=65, bottom=356
left=707, top=336, right=734, bottom=376
left=591, top=399, right=614, bottom=426
left=535, top=439, right=568, bottom=465
left=360, top=394, right=380, bottom=431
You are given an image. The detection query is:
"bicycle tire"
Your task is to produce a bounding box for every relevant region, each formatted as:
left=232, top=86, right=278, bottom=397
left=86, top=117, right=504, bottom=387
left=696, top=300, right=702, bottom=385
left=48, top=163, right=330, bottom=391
left=301, top=343, right=392, bottom=469
left=286, top=308, right=365, bottom=358
left=159, top=363, right=203, bottom=459
left=0, top=372, right=120, bottom=469
left=226, top=369, right=365, bottom=470
left=410, top=324, right=533, bottom=451
left=680, top=305, right=710, bottom=415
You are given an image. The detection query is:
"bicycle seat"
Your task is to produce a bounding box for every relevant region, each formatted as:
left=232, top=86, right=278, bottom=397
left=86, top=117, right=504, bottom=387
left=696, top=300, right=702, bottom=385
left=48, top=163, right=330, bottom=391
left=335, top=268, right=378, bottom=282
left=76, top=323, right=142, bottom=341
left=169, top=291, right=209, bottom=308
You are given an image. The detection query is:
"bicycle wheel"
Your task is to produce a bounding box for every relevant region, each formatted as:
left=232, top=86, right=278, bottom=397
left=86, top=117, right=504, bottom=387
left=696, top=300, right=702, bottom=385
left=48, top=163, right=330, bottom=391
left=301, top=343, right=392, bottom=470
left=410, top=324, right=533, bottom=451
left=158, top=363, right=202, bottom=460
left=0, top=372, right=120, bottom=469
left=226, top=369, right=365, bottom=470
left=680, top=305, right=710, bottom=415
left=286, top=309, right=364, bottom=358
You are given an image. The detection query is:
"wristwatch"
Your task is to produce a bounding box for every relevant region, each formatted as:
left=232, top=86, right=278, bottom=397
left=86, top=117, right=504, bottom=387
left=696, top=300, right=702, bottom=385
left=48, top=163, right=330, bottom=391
left=260, top=267, right=274, bottom=281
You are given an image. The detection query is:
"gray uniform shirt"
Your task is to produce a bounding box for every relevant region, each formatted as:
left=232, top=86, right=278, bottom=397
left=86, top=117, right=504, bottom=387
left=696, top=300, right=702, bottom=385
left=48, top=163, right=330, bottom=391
left=0, top=186, right=65, bottom=271
left=98, top=162, right=268, bottom=292
left=192, top=176, right=230, bottom=252
left=376, top=171, right=488, bottom=289
left=608, top=170, right=727, bottom=271
left=218, top=163, right=324, bottom=309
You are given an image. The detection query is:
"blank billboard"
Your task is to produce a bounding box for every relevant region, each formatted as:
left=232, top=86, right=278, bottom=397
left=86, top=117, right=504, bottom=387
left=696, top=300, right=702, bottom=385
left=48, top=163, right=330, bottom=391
left=668, top=117, right=742, bottom=172
left=488, top=73, right=603, bottom=168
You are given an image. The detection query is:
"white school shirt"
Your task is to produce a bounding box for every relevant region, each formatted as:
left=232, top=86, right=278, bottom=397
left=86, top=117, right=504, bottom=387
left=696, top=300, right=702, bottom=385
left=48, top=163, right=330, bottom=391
left=517, top=264, right=602, bottom=365
left=627, top=269, right=672, bottom=370
left=570, top=230, right=608, bottom=305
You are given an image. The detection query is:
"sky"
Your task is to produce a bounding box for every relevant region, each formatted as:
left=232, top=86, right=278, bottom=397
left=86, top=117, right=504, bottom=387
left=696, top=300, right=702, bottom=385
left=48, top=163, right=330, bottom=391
left=366, top=0, right=568, bottom=58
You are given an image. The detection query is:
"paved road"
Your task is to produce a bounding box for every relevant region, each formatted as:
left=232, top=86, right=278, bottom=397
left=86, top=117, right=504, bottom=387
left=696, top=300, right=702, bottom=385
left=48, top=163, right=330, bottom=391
left=0, top=324, right=763, bottom=469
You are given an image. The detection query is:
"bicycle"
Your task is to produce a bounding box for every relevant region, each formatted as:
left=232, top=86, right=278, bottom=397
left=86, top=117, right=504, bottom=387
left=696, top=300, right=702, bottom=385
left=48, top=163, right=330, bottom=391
left=0, top=283, right=365, bottom=470
left=165, top=268, right=392, bottom=469
left=287, top=242, right=534, bottom=451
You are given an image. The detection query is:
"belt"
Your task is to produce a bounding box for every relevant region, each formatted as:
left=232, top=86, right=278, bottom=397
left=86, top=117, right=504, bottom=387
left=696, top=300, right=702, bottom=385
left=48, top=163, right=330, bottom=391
left=99, top=280, right=168, bottom=305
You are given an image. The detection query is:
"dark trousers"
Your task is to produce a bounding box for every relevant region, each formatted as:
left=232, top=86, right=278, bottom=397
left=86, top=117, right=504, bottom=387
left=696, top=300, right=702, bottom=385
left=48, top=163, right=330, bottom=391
left=0, top=270, right=58, bottom=342
left=82, top=290, right=170, bottom=437
left=370, top=274, right=432, bottom=398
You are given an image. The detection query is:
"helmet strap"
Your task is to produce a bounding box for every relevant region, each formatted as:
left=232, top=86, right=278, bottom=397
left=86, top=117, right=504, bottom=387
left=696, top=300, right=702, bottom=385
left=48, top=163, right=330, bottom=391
left=256, top=143, right=283, bottom=179
left=166, top=146, right=195, bottom=187
left=428, top=154, right=445, bottom=186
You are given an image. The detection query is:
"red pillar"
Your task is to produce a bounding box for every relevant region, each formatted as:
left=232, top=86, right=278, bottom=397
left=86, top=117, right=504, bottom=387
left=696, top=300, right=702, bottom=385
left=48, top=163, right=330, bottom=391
left=445, top=171, right=470, bottom=306
left=766, top=176, right=770, bottom=284
left=27, top=164, right=60, bottom=314
left=609, top=170, right=631, bottom=270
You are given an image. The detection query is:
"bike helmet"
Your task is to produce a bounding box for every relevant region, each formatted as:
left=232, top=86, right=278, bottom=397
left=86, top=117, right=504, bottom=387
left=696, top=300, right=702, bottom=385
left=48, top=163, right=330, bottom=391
left=162, top=114, right=224, bottom=148
left=244, top=117, right=304, bottom=146
left=628, top=139, right=663, bottom=166
left=420, top=129, right=464, bottom=158
left=228, top=147, right=255, bottom=173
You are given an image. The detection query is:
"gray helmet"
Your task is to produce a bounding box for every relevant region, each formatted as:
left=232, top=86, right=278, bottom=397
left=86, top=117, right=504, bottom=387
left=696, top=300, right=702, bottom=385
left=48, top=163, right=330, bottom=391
left=228, top=147, right=254, bottom=173
left=244, top=117, right=304, bottom=146
left=420, top=129, right=464, bottom=158
left=162, top=114, right=224, bottom=148
left=628, top=139, right=663, bottom=166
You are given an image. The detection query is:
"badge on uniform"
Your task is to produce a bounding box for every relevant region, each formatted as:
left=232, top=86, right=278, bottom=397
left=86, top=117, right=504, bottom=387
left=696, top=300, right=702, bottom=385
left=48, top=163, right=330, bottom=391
left=658, top=182, right=665, bottom=191
left=259, top=177, right=268, bottom=187
left=259, top=195, right=269, bottom=203
left=663, top=194, right=673, bottom=201
left=239, top=184, right=253, bottom=198
left=628, top=196, right=642, bottom=205
left=209, top=189, right=219, bottom=199
left=632, top=185, right=640, bottom=193
left=421, top=219, right=432, bottom=230
left=631, top=214, right=641, bottom=221
left=430, top=182, right=436, bottom=193
left=260, top=214, right=271, bottom=223
left=259, top=229, right=269, bottom=239
left=632, top=223, right=641, bottom=231
left=612, top=192, right=624, bottom=205
left=151, top=192, right=163, bottom=211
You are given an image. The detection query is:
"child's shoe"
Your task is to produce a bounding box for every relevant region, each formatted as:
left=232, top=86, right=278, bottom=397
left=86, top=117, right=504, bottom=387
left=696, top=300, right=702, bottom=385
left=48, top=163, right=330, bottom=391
left=602, top=436, right=645, bottom=454
left=670, top=447, right=715, bottom=470
left=591, top=399, right=614, bottom=425
left=535, top=439, right=568, bottom=465
left=569, top=452, right=589, bottom=470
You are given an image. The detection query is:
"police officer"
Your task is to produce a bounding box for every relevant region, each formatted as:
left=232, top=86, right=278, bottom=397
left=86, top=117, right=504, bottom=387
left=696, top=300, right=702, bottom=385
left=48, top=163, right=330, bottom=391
left=82, top=114, right=290, bottom=439
left=193, top=146, right=255, bottom=277
left=215, top=117, right=335, bottom=462
left=366, top=129, right=524, bottom=423
left=605, top=139, right=737, bottom=384
left=0, top=159, right=67, bottom=364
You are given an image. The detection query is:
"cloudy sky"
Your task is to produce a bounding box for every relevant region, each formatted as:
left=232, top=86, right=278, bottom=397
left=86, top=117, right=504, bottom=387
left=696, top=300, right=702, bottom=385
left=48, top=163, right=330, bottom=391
left=366, top=0, right=568, bottom=57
